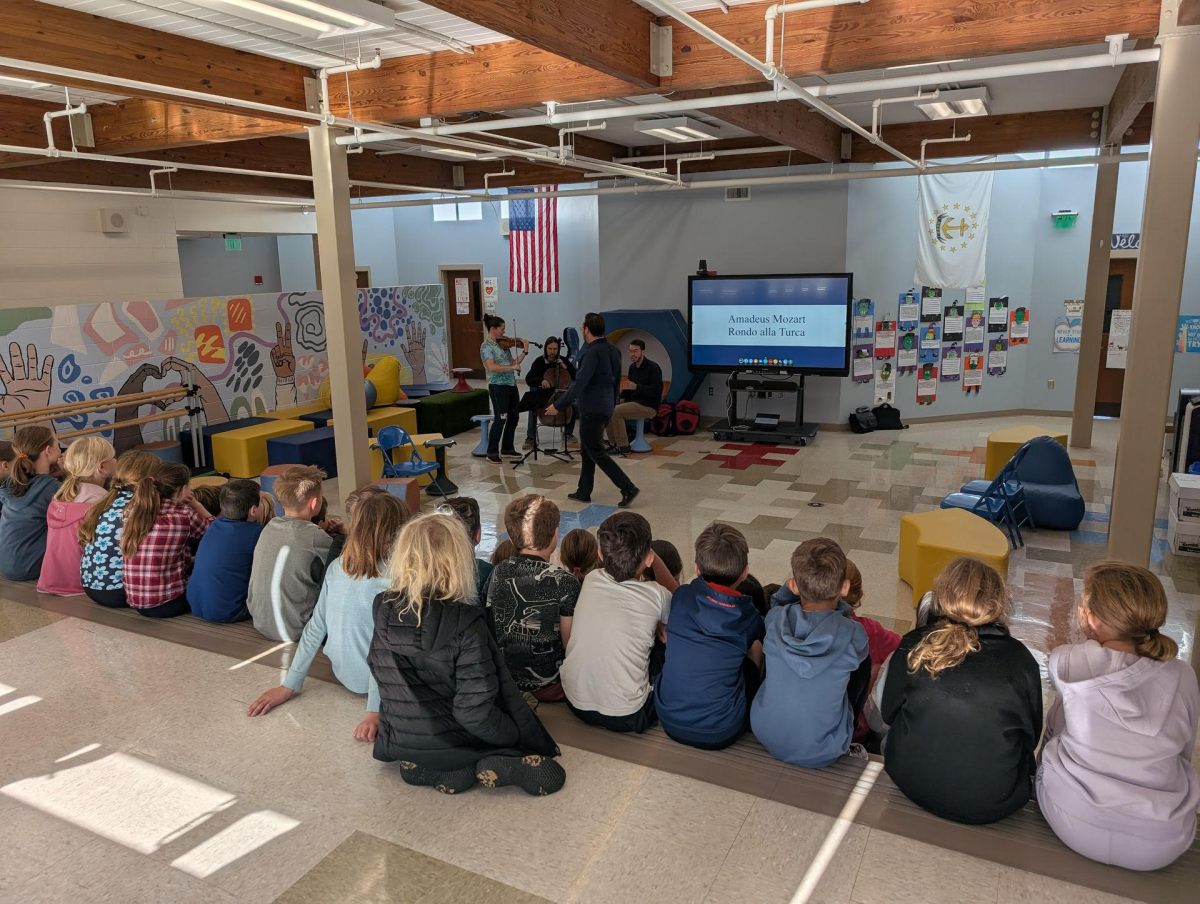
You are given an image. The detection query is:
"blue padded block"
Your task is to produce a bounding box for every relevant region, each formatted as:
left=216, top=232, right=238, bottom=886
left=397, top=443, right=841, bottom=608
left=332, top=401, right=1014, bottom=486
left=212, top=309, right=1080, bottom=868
left=299, top=409, right=334, bottom=428
left=180, top=417, right=268, bottom=469
left=1021, top=482, right=1085, bottom=530
left=266, top=426, right=337, bottom=478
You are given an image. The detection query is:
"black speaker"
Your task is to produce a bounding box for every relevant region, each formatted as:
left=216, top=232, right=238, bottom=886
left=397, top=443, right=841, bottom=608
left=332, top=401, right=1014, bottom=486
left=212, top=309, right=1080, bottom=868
left=697, top=259, right=708, bottom=275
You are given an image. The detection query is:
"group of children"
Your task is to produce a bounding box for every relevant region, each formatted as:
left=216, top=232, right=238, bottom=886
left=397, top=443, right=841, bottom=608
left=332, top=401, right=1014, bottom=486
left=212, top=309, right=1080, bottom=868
left=1, top=424, right=1196, bottom=869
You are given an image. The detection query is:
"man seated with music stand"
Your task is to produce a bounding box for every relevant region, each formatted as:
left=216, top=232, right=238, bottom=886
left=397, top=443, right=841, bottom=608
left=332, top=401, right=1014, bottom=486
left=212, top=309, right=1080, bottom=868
left=523, top=336, right=577, bottom=452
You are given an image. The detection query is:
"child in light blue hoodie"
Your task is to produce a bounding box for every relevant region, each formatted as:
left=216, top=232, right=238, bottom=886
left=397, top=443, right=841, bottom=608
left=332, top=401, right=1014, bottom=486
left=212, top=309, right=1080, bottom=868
left=751, top=537, right=869, bottom=768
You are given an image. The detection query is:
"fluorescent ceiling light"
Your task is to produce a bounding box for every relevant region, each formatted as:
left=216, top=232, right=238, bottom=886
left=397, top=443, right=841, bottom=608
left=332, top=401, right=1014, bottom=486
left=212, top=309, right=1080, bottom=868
left=636, top=116, right=721, bottom=143
left=0, top=75, right=50, bottom=90
left=186, top=0, right=391, bottom=38
left=917, top=87, right=990, bottom=121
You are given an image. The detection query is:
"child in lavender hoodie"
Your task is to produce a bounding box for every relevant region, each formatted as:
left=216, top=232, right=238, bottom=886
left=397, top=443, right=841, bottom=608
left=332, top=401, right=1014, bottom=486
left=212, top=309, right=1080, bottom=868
left=1038, top=562, right=1199, bottom=872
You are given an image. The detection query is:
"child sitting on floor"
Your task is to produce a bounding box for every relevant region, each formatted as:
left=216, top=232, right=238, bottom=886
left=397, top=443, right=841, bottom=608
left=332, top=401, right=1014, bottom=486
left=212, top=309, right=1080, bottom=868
left=843, top=559, right=901, bottom=745
left=256, top=492, right=277, bottom=526
left=655, top=522, right=764, bottom=750
left=443, top=496, right=493, bottom=595
left=190, top=484, right=223, bottom=518
left=120, top=461, right=213, bottom=618
left=1038, top=562, right=1199, bottom=870
left=38, top=437, right=116, bottom=596
left=878, top=556, right=1041, bottom=824
left=79, top=451, right=158, bottom=607
left=247, top=465, right=346, bottom=642
left=558, top=528, right=599, bottom=580
left=644, top=538, right=683, bottom=583
left=487, top=495, right=580, bottom=702
left=560, top=511, right=678, bottom=733
left=365, top=511, right=564, bottom=796
left=187, top=479, right=267, bottom=623
left=248, top=493, right=411, bottom=729
left=0, top=426, right=62, bottom=582
left=491, top=538, right=517, bottom=566
left=751, top=537, right=869, bottom=768
left=0, top=441, right=13, bottom=516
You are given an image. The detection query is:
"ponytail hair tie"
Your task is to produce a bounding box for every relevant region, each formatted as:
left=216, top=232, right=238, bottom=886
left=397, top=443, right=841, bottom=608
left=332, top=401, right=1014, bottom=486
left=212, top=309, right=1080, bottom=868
left=16, top=452, right=28, bottom=459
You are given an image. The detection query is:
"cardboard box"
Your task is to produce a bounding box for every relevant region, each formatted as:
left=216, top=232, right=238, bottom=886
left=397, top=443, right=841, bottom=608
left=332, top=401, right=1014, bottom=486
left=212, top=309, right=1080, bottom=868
left=1167, top=509, right=1200, bottom=557
left=1169, top=473, right=1200, bottom=520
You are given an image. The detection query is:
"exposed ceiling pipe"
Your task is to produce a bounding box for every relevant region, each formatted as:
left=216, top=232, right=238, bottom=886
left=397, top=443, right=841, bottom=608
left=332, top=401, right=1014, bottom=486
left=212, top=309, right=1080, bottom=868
left=615, top=145, right=792, bottom=163
left=0, top=178, right=316, bottom=207
left=642, top=0, right=923, bottom=169
left=43, top=103, right=86, bottom=152
left=412, top=48, right=1161, bottom=138
left=765, top=0, right=869, bottom=74
left=349, top=151, right=1160, bottom=209
left=921, top=134, right=971, bottom=166
left=872, top=90, right=937, bottom=138
left=148, top=165, right=177, bottom=196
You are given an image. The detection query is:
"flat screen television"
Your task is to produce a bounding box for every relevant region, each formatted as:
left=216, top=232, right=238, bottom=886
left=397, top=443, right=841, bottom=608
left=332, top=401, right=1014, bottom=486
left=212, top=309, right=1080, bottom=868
left=688, top=273, right=854, bottom=376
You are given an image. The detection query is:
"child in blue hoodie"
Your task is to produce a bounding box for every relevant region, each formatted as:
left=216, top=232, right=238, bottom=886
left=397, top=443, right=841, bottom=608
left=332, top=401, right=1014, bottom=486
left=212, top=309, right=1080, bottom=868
left=0, top=426, right=62, bottom=582
left=655, top=522, right=764, bottom=750
left=187, top=479, right=267, bottom=623
left=751, top=537, right=870, bottom=768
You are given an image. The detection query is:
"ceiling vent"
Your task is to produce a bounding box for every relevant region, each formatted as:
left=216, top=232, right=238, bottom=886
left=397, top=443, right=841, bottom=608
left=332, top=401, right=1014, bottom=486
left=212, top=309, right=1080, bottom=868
left=725, top=186, right=751, bottom=202
left=99, top=208, right=129, bottom=235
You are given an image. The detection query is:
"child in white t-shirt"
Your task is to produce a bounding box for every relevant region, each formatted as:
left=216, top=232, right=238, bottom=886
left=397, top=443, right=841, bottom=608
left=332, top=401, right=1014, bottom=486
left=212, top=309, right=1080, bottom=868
left=560, top=511, right=678, bottom=733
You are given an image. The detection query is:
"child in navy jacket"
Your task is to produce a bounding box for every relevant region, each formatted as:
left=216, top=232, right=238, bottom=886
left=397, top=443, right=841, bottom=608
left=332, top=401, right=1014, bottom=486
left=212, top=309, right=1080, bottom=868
left=655, top=523, right=764, bottom=750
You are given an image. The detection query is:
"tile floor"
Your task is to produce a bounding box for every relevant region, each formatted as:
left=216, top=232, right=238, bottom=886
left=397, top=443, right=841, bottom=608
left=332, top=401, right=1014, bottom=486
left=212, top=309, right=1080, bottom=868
left=2, top=414, right=1198, bottom=903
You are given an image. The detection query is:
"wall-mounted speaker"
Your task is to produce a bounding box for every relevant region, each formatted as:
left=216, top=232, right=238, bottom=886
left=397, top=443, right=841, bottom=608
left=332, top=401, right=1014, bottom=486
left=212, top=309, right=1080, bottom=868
left=99, top=208, right=130, bottom=235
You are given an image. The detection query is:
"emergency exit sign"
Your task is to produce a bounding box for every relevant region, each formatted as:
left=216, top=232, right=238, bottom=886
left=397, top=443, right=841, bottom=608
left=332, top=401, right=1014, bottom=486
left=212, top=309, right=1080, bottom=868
left=224, top=233, right=242, bottom=251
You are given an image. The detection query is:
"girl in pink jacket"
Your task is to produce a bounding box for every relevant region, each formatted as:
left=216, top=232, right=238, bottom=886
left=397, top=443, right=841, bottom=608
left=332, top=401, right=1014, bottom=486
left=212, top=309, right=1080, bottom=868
left=1038, top=562, right=1199, bottom=871
left=37, top=437, right=116, bottom=596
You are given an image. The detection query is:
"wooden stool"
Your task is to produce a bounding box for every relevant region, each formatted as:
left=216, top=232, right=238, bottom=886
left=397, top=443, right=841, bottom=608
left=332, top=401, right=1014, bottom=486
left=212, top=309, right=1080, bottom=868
left=258, top=464, right=292, bottom=511
left=189, top=475, right=228, bottom=489
left=374, top=477, right=421, bottom=514
left=985, top=425, right=1068, bottom=479
left=451, top=368, right=473, bottom=392
left=898, top=508, right=1010, bottom=606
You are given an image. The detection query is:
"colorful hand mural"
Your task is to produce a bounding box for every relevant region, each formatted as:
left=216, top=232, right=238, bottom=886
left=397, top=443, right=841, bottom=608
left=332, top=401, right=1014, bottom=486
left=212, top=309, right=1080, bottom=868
left=0, top=286, right=449, bottom=452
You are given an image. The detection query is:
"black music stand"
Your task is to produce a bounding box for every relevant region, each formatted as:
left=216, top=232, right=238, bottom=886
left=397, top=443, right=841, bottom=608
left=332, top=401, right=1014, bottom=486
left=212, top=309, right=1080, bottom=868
left=513, top=390, right=573, bottom=468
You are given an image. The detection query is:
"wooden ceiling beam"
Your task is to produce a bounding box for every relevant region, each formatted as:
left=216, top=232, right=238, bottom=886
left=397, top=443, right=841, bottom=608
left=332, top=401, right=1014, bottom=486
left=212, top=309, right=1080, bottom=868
left=0, top=0, right=310, bottom=114
left=671, top=86, right=841, bottom=161
left=1106, top=62, right=1157, bottom=145
left=418, top=0, right=657, bottom=88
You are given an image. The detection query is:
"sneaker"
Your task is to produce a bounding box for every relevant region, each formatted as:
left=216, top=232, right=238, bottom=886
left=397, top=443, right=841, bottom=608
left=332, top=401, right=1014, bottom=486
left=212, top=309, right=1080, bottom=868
left=523, top=438, right=534, bottom=451
left=475, top=754, right=566, bottom=796
left=618, top=487, right=640, bottom=508
left=567, top=491, right=591, bottom=503
left=617, top=446, right=632, bottom=455
left=486, top=453, right=503, bottom=463
left=398, top=761, right=477, bottom=794
left=500, top=448, right=520, bottom=457
left=847, top=743, right=869, bottom=761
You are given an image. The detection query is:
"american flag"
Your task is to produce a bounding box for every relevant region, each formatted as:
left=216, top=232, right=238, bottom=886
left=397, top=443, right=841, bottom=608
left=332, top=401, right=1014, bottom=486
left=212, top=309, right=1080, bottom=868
left=508, top=186, right=559, bottom=293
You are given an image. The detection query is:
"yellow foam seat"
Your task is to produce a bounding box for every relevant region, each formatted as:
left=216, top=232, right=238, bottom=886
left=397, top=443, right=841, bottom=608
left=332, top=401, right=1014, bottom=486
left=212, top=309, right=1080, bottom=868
left=263, top=401, right=328, bottom=421
left=370, top=431, right=442, bottom=485
left=366, top=355, right=401, bottom=406
left=212, top=419, right=313, bottom=478
left=328, top=405, right=417, bottom=436
left=898, top=508, right=1010, bottom=606
left=985, top=425, right=1068, bottom=479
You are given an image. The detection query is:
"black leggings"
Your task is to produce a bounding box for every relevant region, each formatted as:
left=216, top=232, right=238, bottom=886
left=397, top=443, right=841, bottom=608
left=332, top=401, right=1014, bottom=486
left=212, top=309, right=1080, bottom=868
left=135, top=594, right=191, bottom=619
left=87, top=587, right=128, bottom=608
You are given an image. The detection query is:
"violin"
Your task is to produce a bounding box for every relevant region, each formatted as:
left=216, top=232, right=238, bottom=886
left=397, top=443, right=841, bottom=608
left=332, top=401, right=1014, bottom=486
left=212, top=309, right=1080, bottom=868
left=496, top=336, right=542, bottom=350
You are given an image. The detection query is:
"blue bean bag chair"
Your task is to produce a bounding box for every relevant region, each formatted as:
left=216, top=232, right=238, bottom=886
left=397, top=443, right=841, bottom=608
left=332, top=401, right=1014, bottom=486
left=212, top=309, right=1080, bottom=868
left=1013, top=436, right=1085, bottom=530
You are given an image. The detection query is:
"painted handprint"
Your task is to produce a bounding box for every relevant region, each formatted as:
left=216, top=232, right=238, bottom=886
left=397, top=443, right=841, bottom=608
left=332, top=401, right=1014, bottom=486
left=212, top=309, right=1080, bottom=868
left=0, top=342, right=55, bottom=416
left=270, top=321, right=295, bottom=379
left=400, top=322, right=427, bottom=384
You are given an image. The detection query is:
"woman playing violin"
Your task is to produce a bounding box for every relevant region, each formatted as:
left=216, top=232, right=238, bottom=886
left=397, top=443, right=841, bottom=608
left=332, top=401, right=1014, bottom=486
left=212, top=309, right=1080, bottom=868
left=524, top=336, right=577, bottom=450
left=480, top=314, right=529, bottom=463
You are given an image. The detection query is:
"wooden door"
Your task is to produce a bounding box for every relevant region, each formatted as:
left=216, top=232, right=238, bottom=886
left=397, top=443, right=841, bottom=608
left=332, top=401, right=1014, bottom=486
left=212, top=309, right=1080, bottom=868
left=1095, top=257, right=1137, bottom=417
left=443, top=269, right=484, bottom=376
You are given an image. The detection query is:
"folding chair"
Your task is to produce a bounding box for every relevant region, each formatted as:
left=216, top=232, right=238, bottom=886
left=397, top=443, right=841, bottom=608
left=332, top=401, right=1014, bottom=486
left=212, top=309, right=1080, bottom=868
left=371, top=426, right=445, bottom=499
left=941, top=469, right=1024, bottom=549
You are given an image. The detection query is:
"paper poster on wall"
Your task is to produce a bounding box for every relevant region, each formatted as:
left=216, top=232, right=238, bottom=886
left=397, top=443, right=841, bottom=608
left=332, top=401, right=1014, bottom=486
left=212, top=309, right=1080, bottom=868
left=851, top=299, right=875, bottom=382
left=964, top=302, right=986, bottom=351
left=1009, top=307, right=1030, bottom=345
left=943, top=303, right=964, bottom=342
left=897, top=331, right=918, bottom=373
left=987, top=296, right=1009, bottom=332
left=988, top=335, right=1009, bottom=376
left=940, top=343, right=962, bottom=381
left=916, top=363, right=938, bottom=405
left=898, top=290, right=920, bottom=329
left=1177, top=315, right=1200, bottom=353
left=852, top=347, right=874, bottom=381
left=1107, top=309, right=1131, bottom=369
left=963, top=351, right=984, bottom=393
left=482, top=276, right=498, bottom=314
left=874, top=361, right=896, bottom=405
left=919, top=322, right=941, bottom=362
left=875, top=319, right=896, bottom=357
left=920, top=286, right=943, bottom=322
left=853, top=299, right=875, bottom=339
left=1054, top=300, right=1083, bottom=353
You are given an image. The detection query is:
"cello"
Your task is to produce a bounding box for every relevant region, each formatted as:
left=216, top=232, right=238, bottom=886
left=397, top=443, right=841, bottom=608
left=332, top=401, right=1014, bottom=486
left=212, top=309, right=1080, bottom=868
left=538, top=357, right=574, bottom=429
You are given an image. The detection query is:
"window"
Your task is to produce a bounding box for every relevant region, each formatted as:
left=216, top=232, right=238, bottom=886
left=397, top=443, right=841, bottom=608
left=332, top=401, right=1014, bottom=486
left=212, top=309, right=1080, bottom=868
left=432, top=201, right=484, bottom=222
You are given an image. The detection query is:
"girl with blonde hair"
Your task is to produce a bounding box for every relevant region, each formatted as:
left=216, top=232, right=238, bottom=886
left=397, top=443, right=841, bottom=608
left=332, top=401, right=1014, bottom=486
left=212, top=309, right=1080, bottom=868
left=38, top=437, right=116, bottom=595
left=877, top=557, right=1042, bottom=824
left=365, top=511, right=564, bottom=796
left=0, top=425, right=62, bottom=581
left=1038, top=562, right=1199, bottom=871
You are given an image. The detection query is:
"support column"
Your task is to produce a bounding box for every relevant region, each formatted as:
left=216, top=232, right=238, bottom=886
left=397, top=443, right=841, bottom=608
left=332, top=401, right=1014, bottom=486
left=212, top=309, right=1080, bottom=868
left=1107, top=15, right=1200, bottom=565
left=308, top=124, right=370, bottom=498
left=1070, top=152, right=1119, bottom=449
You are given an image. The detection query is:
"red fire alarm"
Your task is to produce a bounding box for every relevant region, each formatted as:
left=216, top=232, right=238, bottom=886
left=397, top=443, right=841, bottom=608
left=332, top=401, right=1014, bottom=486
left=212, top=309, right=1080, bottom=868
left=254, top=275, right=263, bottom=285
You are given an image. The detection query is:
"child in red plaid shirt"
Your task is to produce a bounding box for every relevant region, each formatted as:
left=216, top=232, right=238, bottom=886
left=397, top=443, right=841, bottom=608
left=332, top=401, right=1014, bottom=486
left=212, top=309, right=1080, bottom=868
left=120, top=460, right=213, bottom=618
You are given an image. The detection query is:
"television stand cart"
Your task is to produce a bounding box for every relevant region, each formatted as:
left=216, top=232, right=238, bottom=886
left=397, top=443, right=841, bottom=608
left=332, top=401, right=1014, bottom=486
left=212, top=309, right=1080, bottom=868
left=709, top=371, right=820, bottom=446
